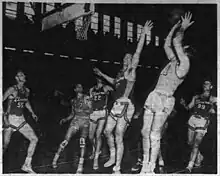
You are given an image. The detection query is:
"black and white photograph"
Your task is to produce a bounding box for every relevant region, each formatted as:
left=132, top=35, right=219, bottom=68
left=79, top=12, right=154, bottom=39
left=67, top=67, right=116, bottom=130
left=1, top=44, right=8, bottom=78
left=2, top=1, right=218, bottom=174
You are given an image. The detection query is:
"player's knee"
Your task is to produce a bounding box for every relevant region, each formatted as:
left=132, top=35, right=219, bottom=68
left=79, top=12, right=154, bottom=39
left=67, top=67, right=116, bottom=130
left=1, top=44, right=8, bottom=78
left=80, top=137, right=86, bottom=148
left=141, top=127, right=151, bottom=138
left=89, top=132, right=94, bottom=141
left=96, top=130, right=102, bottom=140
left=115, top=133, right=123, bottom=144
left=193, top=141, right=200, bottom=149
left=187, top=139, right=193, bottom=146
left=104, top=128, right=111, bottom=137
left=150, top=130, right=161, bottom=143
left=60, top=140, right=68, bottom=149
left=32, top=135, right=38, bottom=143
left=143, top=108, right=153, bottom=118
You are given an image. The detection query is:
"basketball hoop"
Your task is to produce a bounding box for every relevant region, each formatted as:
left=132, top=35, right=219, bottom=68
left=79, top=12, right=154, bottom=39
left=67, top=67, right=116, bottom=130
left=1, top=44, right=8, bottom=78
left=76, top=12, right=93, bottom=41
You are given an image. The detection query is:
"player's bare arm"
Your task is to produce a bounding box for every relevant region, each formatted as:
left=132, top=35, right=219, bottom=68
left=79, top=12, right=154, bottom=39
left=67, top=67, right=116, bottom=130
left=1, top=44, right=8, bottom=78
left=173, top=12, right=194, bottom=78
left=24, top=88, right=38, bottom=121
left=127, top=20, right=153, bottom=81
left=209, top=96, right=217, bottom=114
left=93, top=68, right=115, bottom=85
left=84, top=96, right=93, bottom=114
left=104, top=85, right=114, bottom=93
left=164, top=20, right=181, bottom=60
left=3, top=87, right=16, bottom=126
left=180, top=95, right=197, bottom=110
left=60, top=99, right=75, bottom=125
left=89, top=87, right=94, bottom=97
left=25, top=101, right=38, bottom=120
left=3, top=87, right=15, bottom=102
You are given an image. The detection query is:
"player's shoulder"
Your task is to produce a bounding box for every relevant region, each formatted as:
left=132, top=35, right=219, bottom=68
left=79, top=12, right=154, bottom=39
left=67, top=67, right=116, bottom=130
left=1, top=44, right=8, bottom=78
left=104, top=85, right=113, bottom=92
left=7, top=86, right=17, bottom=94
left=84, top=94, right=90, bottom=99
left=210, top=96, right=217, bottom=104
left=193, top=95, right=199, bottom=99
left=25, top=87, right=30, bottom=93
left=70, top=97, right=76, bottom=103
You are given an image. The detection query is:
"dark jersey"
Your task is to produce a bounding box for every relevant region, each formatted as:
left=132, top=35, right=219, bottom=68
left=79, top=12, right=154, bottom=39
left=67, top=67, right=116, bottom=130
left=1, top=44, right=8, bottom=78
left=192, top=95, right=213, bottom=118
left=9, top=85, right=29, bottom=116
left=71, top=95, right=92, bottom=117
left=113, top=74, right=134, bottom=101
left=91, top=87, right=107, bottom=110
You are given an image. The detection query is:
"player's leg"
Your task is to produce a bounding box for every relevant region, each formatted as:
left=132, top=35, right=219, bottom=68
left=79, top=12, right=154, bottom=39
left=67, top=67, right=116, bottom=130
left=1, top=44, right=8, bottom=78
left=19, top=123, right=38, bottom=173
left=185, top=116, right=197, bottom=171
left=3, top=127, right=13, bottom=153
left=187, top=116, right=196, bottom=147
left=187, top=131, right=205, bottom=172
left=147, top=111, right=168, bottom=173
left=113, top=103, right=134, bottom=173
left=93, top=118, right=106, bottom=170
left=89, top=117, right=97, bottom=159
left=140, top=108, right=154, bottom=173
left=148, top=96, right=174, bottom=173
left=52, top=123, right=78, bottom=168
left=158, top=121, right=168, bottom=173
left=103, top=115, right=117, bottom=167
left=76, top=118, right=90, bottom=173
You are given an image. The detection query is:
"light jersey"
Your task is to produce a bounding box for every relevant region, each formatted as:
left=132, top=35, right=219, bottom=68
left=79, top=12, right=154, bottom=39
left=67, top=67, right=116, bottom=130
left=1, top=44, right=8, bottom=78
left=91, top=87, right=108, bottom=111
left=9, top=85, right=29, bottom=116
left=113, top=70, right=134, bottom=101
left=155, top=60, right=184, bottom=96
left=71, top=94, right=91, bottom=117
left=192, top=95, right=213, bottom=118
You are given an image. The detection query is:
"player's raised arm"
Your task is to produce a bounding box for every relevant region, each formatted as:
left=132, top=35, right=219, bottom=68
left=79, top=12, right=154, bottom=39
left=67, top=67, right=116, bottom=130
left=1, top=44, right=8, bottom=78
left=93, top=68, right=115, bottom=85
left=164, top=20, right=181, bottom=60
left=173, top=12, right=194, bottom=78
left=131, top=20, right=153, bottom=70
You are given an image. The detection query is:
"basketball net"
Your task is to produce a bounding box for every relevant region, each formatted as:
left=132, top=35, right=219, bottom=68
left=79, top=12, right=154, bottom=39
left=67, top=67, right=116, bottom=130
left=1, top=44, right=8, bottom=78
left=76, top=12, right=93, bottom=41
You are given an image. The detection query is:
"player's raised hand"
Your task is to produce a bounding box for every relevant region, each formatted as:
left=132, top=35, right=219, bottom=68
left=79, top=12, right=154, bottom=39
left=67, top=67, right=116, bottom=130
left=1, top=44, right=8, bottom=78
left=181, top=12, right=194, bottom=30
left=180, top=98, right=186, bottom=106
left=59, top=118, right=67, bottom=125
left=93, top=68, right=102, bottom=77
left=144, top=20, right=154, bottom=33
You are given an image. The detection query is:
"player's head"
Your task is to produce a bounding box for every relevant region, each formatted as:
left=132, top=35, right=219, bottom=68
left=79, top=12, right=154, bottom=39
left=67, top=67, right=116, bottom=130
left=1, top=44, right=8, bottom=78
left=123, top=53, right=132, bottom=70
left=15, top=70, right=26, bottom=83
left=96, top=77, right=103, bottom=86
left=203, top=79, right=213, bottom=92
left=183, top=45, right=195, bottom=58
left=74, top=84, right=83, bottom=93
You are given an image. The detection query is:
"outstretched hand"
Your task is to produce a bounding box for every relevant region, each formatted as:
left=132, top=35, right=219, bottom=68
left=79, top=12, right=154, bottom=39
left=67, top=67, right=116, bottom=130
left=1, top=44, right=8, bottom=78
left=180, top=98, right=186, bottom=106
left=93, top=68, right=102, bottom=77
left=144, top=20, right=154, bottom=33
left=32, top=113, right=38, bottom=122
left=181, top=12, right=194, bottom=30
left=59, top=118, right=67, bottom=125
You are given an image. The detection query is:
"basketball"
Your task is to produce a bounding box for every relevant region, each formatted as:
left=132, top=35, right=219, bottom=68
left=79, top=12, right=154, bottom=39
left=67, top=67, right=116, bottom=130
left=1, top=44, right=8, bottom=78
left=169, top=8, right=185, bottom=24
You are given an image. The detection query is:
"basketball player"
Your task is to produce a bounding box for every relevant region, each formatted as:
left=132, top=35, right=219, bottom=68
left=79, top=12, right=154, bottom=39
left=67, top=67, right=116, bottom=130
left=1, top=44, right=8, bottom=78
left=89, top=77, right=113, bottom=170
left=52, top=84, right=93, bottom=174
left=141, top=12, right=194, bottom=173
left=94, top=20, right=153, bottom=173
left=180, top=80, right=217, bottom=172
left=3, top=70, right=38, bottom=173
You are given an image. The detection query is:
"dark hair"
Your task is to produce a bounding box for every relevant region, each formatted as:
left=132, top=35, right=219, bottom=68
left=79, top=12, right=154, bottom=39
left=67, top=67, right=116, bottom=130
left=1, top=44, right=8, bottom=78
left=203, top=78, right=212, bottom=85
left=16, top=69, right=24, bottom=75
left=74, top=83, right=83, bottom=89
left=184, top=45, right=196, bottom=58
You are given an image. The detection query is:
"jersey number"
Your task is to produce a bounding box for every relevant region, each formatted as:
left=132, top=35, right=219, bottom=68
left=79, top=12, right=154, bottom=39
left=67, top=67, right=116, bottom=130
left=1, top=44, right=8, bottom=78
left=197, top=104, right=205, bottom=110
left=94, top=95, right=101, bottom=101
left=17, top=102, right=24, bottom=108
